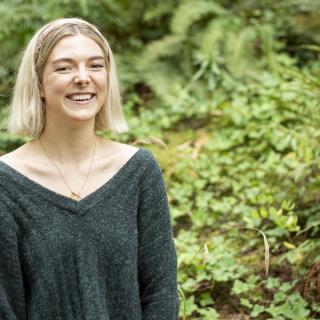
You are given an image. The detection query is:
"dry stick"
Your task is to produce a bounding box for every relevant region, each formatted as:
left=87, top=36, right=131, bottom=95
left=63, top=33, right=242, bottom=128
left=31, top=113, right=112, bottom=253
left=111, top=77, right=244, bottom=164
left=236, top=227, right=270, bottom=277
left=178, top=226, right=270, bottom=277
left=211, top=226, right=270, bottom=277
left=133, top=137, right=168, bottom=150
left=178, top=287, right=187, bottom=320
left=178, top=226, right=270, bottom=319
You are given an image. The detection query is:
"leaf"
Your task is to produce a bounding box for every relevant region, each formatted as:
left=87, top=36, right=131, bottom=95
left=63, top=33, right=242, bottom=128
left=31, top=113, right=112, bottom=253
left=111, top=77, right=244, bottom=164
left=283, top=241, right=296, bottom=250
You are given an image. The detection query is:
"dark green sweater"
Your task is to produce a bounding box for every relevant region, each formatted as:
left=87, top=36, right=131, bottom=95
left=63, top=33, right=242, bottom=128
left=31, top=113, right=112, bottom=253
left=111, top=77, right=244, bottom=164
left=0, top=148, right=179, bottom=320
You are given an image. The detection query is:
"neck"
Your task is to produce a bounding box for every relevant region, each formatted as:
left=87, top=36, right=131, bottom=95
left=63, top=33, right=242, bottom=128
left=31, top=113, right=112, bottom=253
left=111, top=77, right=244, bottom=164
left=35, top=121, right=97, bottom=167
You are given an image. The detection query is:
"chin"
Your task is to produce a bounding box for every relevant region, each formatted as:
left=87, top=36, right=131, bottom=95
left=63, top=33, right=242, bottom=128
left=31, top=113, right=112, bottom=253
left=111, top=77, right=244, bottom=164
left=63, top=102, right=100, bottom=120
left=69, top=111, right=99, bottom=122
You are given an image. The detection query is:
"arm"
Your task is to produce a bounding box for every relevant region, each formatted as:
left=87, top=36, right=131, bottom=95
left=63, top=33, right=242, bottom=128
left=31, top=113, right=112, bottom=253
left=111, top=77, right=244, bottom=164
left=0, top=203, right=27, bottom=320
left=137, top=151, right=179, bottom=320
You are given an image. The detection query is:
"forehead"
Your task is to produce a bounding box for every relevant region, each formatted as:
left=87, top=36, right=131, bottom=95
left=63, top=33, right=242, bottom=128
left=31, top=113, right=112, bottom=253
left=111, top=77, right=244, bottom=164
left=47, top=34, right=104, bottom=62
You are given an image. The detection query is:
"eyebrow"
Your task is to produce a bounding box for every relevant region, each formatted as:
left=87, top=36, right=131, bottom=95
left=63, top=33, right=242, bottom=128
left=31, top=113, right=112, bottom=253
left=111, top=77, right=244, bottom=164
left=51, top=56, right=105, bottom=64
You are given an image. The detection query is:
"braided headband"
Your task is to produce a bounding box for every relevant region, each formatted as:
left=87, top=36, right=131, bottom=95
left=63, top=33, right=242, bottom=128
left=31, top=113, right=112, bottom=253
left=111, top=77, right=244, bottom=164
left=34, top=19, right=105, bottom=63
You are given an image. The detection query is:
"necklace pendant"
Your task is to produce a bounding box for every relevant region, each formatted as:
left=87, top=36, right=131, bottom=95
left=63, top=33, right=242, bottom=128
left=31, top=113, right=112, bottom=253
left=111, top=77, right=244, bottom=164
left=70, top=192, right=81, bottom=201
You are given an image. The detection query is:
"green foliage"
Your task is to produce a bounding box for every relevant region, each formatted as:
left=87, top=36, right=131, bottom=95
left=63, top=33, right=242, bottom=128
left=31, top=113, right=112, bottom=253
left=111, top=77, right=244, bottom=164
left=171, top=0, right=228, bottom=35
left=1, top=0, right=320, bottom=318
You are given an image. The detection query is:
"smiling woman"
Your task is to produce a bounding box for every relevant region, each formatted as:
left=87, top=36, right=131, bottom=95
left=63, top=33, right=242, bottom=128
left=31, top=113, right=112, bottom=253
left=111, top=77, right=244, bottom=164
left=40, top=34, right=108, bottom=124
left=9, top=17, right=124, bottom=137
left=0, top=18, right=179, bottom=319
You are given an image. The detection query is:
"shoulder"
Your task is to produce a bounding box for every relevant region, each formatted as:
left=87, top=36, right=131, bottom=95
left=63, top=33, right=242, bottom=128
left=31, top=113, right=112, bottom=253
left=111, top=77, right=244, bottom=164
left=115, top=141, right=140, bottom=159
left=0, top=151, right=14, bottom=163
left=0, top=143, right=30, bottom=167
left=102, top=140, right=163, bottom=177
left=98, top=140, right=140, bottom=169
left=100, top=139, right=156, bottom=164
left=0, top=149, right=21, bottom=173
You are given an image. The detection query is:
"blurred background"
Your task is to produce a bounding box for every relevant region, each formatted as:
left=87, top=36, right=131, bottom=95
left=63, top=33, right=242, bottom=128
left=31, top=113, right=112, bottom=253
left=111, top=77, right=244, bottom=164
left=0, top=0, right=319, bottom=319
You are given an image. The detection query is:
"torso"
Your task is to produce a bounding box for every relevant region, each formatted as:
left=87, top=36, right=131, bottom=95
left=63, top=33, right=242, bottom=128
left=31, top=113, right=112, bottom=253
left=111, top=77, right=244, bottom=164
left=0, top=137, right=139, bottom=199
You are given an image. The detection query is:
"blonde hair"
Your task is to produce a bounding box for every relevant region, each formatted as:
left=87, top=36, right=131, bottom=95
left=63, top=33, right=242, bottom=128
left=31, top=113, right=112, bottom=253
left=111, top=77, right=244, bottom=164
left=7, top=17, right=128, bottom=138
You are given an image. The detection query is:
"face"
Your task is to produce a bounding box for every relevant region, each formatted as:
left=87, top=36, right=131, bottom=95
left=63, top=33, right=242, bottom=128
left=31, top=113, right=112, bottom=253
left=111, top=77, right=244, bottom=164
left=40, top=34, right=108, bottom=125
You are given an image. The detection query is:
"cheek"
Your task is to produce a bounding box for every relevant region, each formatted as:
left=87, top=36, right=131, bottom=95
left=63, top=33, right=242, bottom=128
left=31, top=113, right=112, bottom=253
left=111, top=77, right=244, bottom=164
left=95, top=72, right=108, bottom=88
left=43, top=76, right=70, bottom=96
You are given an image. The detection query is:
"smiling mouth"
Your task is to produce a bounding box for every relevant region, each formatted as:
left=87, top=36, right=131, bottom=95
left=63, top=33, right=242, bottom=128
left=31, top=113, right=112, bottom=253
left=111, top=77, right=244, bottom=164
left=66, top=93, right=96, bottom=102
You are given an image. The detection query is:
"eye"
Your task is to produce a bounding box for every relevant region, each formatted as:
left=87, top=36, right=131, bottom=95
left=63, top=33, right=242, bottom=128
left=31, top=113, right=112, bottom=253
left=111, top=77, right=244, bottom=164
left=55, top=66, right=72, bottom=72
left=90, top=64, right=104, bottom=69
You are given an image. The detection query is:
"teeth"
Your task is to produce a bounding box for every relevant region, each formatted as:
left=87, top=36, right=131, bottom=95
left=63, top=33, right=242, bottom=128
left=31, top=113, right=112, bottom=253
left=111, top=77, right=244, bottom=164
left=68, top=94, right=93, bottom=101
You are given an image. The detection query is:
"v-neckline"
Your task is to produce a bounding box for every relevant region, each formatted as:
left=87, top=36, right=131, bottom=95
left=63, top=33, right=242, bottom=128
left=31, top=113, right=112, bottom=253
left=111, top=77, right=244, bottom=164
left=0, top=148, right=143, bottom=213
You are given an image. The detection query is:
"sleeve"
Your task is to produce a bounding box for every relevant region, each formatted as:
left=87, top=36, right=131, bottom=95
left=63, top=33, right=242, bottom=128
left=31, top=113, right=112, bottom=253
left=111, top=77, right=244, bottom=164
left=0, top=203, right=27, bottom=320
left=137, top=151, right=179, bottom=320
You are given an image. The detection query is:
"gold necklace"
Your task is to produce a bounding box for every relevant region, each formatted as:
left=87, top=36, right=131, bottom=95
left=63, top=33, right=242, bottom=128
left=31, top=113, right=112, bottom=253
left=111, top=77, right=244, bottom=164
left=39, top=135, right=97, bottom=201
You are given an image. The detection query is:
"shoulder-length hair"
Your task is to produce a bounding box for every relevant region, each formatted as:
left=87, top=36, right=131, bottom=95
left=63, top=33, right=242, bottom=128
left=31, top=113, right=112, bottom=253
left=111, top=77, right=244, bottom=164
left=7, top=17, right=128, bottom=138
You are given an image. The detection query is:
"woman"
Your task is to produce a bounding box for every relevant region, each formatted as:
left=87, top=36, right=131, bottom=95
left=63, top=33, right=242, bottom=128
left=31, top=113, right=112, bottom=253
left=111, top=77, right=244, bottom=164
left=0, top=18, right=179, bottom=319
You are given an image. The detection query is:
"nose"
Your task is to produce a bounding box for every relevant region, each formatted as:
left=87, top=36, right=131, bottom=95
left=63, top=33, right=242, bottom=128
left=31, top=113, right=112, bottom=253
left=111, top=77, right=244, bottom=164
left=74, top=66, right=90, bottom=86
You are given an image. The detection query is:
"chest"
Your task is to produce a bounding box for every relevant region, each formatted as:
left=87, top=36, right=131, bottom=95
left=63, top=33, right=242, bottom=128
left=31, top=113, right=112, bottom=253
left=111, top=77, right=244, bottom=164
left=2, top=157, right=127, bottom=199
left=16, top=187, right=140, bottom=275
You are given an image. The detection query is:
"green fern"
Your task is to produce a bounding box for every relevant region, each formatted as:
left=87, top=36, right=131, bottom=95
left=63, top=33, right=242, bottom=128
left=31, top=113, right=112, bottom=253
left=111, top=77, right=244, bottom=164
left=139, top=35, right=185, bottom=67
left=140, top=61, right=186, bottom=104
left=171, top=0, right=228, bottom=35
left=143, top=1, right=177, bottom=22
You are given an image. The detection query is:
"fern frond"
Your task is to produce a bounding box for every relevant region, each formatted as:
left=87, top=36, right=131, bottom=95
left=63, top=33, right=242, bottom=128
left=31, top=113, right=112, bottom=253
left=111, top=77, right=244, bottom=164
left=197, top=15, right=277, bottom=77
left=143, top=1, right=177, bottom=22
left=116, top=52, right=143, bottom=89
left=141, top=62, right=185, bottom=104
left=232, top=26, right=257, bottom=65
left=258, top=24, right=276, bottom=67
left=139, top=35, right=185, bottom=67
left=171, top=0, right=228, bottom=35
left=199, top=17, right=237, bottom=56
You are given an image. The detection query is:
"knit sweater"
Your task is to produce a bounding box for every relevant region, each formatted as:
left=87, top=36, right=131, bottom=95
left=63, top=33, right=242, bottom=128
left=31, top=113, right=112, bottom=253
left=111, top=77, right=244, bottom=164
left=0, top=147, right=179, bottom=320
